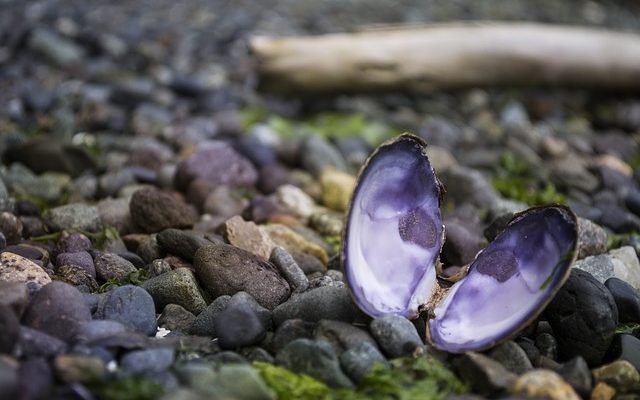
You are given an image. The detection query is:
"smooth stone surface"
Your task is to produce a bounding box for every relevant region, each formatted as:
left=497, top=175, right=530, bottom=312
left=0, top=252, right=51, bottom=291
left=156, top=229, right=209, bottom=262
left=130, top=188, right=197, bottom=233
left=274, top=184, right=318, bottom=219
left=178, top=363, right=274, bottom=400
left=22, top=282, right=91, bottom=342
left=339, top=342, right=388, bottom=383
left=0, top=305, right=19, bottom=354
left=56, top=251, right=95, bottom=278
left=488, top=340, right=533, bottom=375
left=101, top=285, right=157, bottom=336
left=370, top=315, right=423, bottom=358
left=592, top=360, right=640, bottom=393
left=556, top=356, right=592, bottom=398
left=141, top=268, right=208, bottom=315
left=457, top=352, right=516, bottom=395
left=604, top=334, right=640, bottom=373
left=73, top=320, right=129, bottom=343
left=222, top=216, right=275, bottom=260
left=270, top=319, right=317, bottom=354
left=94, top=252, right=137, bottom=282
left=300, top=135, right=347, bottom=176
left=609, top=246, right=640, bottom=290
left=43, top=203, right=102, bottom=232
left=19, top=357, right=53, bottom=400
left=269, top=247, right=308, bottom=293
left=0, top=281, right=29, bottom=317
left=194, top=243, right=290, bottom=310
left=508, top=369, right=581, bottom=400
left=190, top=295, right=231, bottom=337
left=213, top=303, right=267, bottom=349
left=121, top=348, right=175, bottom=375
left=54, top=232, right=92, bottom=255
left=546, top=269, right=618, bottom=366
left=315, top=320, right=378, bottom=355
left=319, top=169, right=355, bottom=212
left=158, top=304, right=196, bottom=332
left=605, top=278, right=640, bottom=323
left=276, top=339, right=354, bottom=388
left=18, top=326, right=67, bottom=358
left=262, top=224, right=328, bottom=266
left=577, top=217, right=608, bottom=259
left=441, top=220, right=483, bottom=266
left=272, top=285, right=361, bottom=326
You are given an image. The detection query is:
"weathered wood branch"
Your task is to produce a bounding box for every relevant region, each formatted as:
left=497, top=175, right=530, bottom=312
left=250, top=22, right=640, bottom=93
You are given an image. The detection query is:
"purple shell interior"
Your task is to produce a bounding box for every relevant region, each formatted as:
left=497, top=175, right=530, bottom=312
left=343, top=135, right=443, bottom=318
left=429, top=206, right=577, bottom=352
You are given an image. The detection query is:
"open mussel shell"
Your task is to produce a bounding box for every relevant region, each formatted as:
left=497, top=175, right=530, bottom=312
left=427, top=205, right=578, bottom=352
left=341, top=134, right=445, bottom=318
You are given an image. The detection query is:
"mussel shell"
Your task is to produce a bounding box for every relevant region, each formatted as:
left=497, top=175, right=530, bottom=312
left=427, top=205, right=578, bottom=352
left=341, top=134, right=445, bottom=318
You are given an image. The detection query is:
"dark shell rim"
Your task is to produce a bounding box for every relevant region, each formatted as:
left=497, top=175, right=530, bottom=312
left=340, top=132, right=446, bottom=318
left=425, top=204, right=579, bottom=353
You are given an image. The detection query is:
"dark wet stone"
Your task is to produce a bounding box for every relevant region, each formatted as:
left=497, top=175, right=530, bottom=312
left=214, top=303, right=267, bottom=349
left=141, top=268, right=208, bottom=315
left=121, top=348, right=175, bottom=375
left=101, top=285, right=157, bottom=336
left=598, top=204, right=640, bottom=233
left=18, top=326, right=68, bottom=358
left=272, top=285, right=361, bottom=326
left=22, top=281, right=92, bottom=341
left=0, top=281, right=29, bottom=317
left=190, top=295, right=231, bottom=337
left=557, top=356, right=593, bottom=398
left=604, top=334, right=640, bottom=372
left=536, top=333, right=558, bottom=360
left=270, top=319, right=317, bottom=354
left=130, top=188, right=197, bottom=233
left=55, top=264, right=99, bottom=292
left=315, top=320, right=378, bottom=355
left=194, top=243, right=290, bottom=310
left=276, top=339, right=353, bottom=388
left=442, top=220, right=483, bottom=266
left=370, top=315, right=423, bottom=358
left=19, top=357, right=53, bottom=400
left=0, top=304, right=19, bottom=354
left=73, top=320, right=129, bottom=343
left=269, top=247, right=308, bottom=293
left=174, top=142, right=258, bottom=192
left=136, top=235, right=165, bottom=264
left=488, top=340, right=533, bottom=375
left=457, top=352, right=516, bottom=396
left=0, top=357, right=19, bottom=400
left=158, top=304, right=196, bottom=332
left=157, top=229, right=209, bottom=262
left=605, top=277, right=640, bottom=323
left=239, top=347, right=275, bottom=364
left=43, top=204, right=102, bottom=233
left=117, top=251, right=146, bottom=269
left=545, top=269, right=618, bottom=366
left=516, top=338, right=541, bottom=367
left=340, top=342, right=388, bottom=383
left=54, top=232, right=92, bottom=257
left=93, top=252, right=137, bottom=282
left=56, top=252, right=95, bottom=278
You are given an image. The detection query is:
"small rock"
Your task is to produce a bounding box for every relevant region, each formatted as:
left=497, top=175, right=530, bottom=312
left=178, top=363, right=274, bottom=400
left=94, top=252, right=137, bottom=282
left=55, top=264, right=98, bottom=292
left=592, top=360, right=640, bottom=393
left=509, top=369, right=580, bottom=400
left=156, top=229, right=211, bottom=262
left=274, top=185, right=318, bottom=219
left=605, top=278, right=640, bottom=323
left=488, top=340, right=533, bottom=375
left=536, top=333, right=558, bottom=360
left=370, top=315, right=423, bottom=358
left=101, top=285, right=157, bottom=336
left=0, top=212, right=22, bottom=244
left=272, top=285, right=361, bottom=326
left=22, top=281, right=91, bottom=341
left=269, top=247, right=308, bottom=292
left=550, top=156, right=599, bottom=193
left=0, top=357, right=19, bottom=399
left=97, top=197, right=133, bottom=234
left=315, top=320, right=378, bottom=355
left=557, top=357, right=593, bottom=398
left=240, top=347, right=275, bottom=364
left=609, top=246, right=640, bottom=290
left=262, top=224, right=328, bottom=265
left=28, top=28, right=85, bottom=67
left=0, top=281, right=29, bottom=317
left=121, top=348, right=175, bottom=375
left=54, top=354, right=106, bottom=383
left=0, top=252, right=51, bottom=292
left=213, top=303, right=267, bottom=349
left=222, top=216, right=275, bottom=260
left=309, top=210, right=343, bottom=237
left=577, top=218, right=608, bottom=259
left=18, top=326, right=67, bottom=358
left=130, top=188, right=197, bottom=233
left=276, top=339, right=353, bottom=388
left=442, top=220, right=483, bottom=266
left=147, top=259, right=172, bottom=277
left=605, top=334, right=640, bottom=372
left=158, top=304, right=196, bottom=332
left=43, top=204, right=102, bottom=232
left=545, top=269, right=618, bottom=366
left=340, top=342, right=388, bottom=383
left=300, top=135, right=347, bottom=176
left=0, top=305, right=19, bottom=354
left=203, top=186, right=249, bottom=218
left=457, top=352, right=516, bottom=395
left=73, top=320, right=129, bottom=343
left=227, top=292, right=272, bottom=330
left=590, top=382, right=616, bottom=400
left=54, top=232, right=92, bottom=255
left=190, top=295, right=231, bottom=337
left=194, top=243, right=290, bottom=310
left=141, top=268, right=208, bottom=315
left=320, top=169, right=355, bottom=212
left=19, top=358, right=53, bottom=400
left=56, top=251, right=95, bottom=277
left=270, top=319, right=317, bottom=354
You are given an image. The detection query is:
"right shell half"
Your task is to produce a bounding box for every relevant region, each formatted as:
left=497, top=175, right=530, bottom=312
left=427, top=205, right=578, bottom=352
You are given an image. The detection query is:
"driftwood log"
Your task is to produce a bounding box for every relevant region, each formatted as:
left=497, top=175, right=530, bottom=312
left=250, top=22, right=640, bottom=93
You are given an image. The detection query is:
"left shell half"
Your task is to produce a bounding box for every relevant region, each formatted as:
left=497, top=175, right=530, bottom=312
left=341, top=134, right=445, bottom=319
